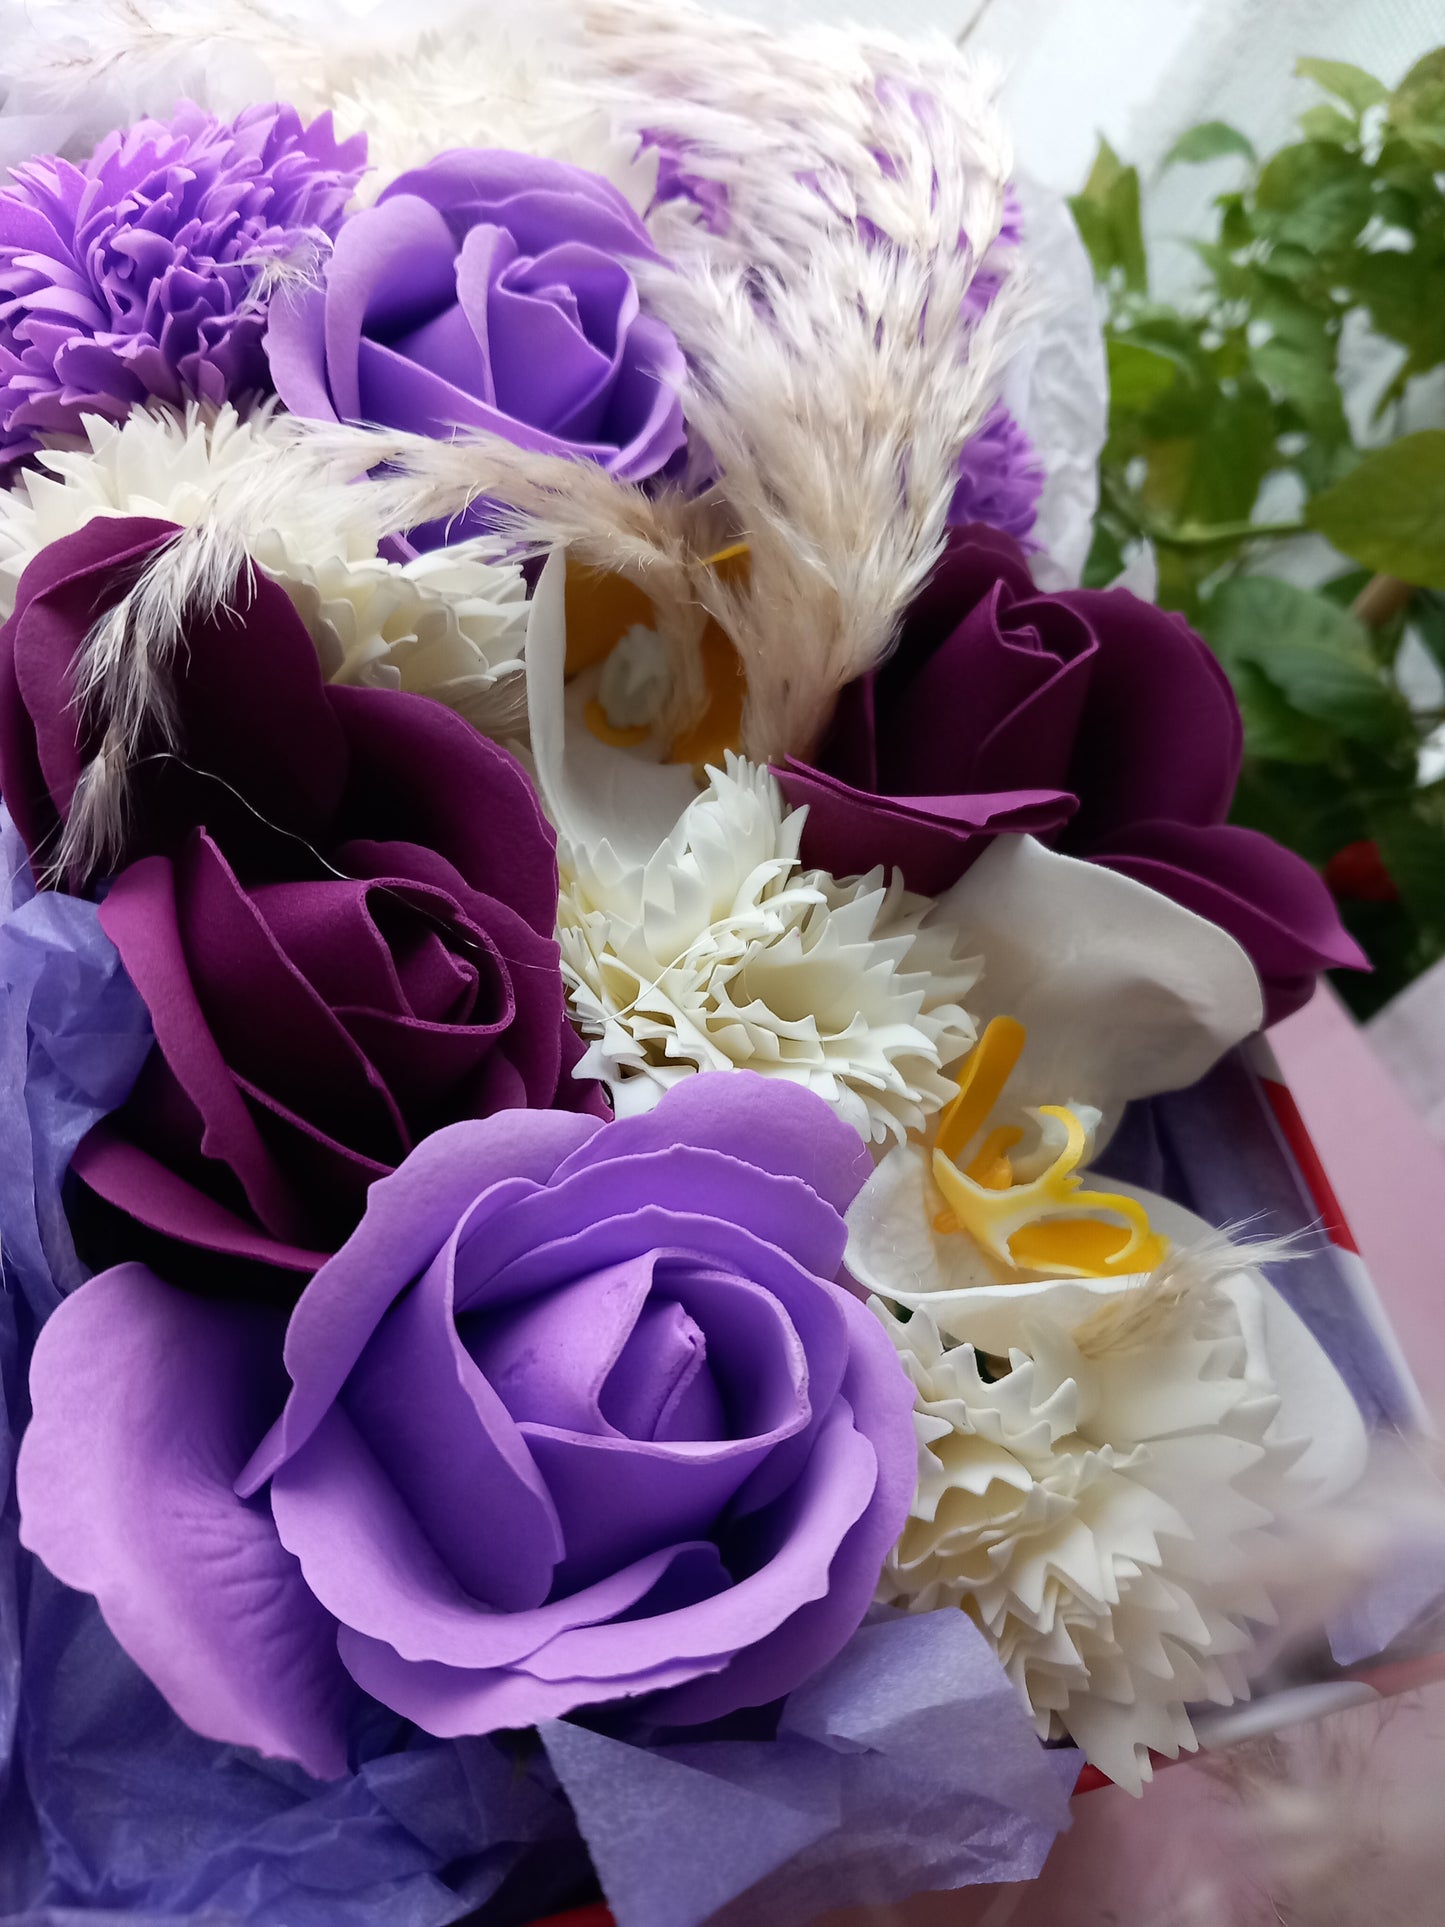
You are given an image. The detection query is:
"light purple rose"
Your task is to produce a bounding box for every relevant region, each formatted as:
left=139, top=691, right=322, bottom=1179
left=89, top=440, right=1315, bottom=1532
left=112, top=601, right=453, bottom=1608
left=17, top=1074, right=916, bottom=1778
left=0, top=103, right=365, bottom=462
left=266, top=149, right=687, bottom=541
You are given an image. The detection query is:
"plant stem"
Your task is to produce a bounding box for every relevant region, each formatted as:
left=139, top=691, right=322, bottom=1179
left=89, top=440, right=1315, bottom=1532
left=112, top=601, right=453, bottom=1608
left=1149, top=517, right=1309, bottom=550
left=1351, top=573, right=1415, bottom=629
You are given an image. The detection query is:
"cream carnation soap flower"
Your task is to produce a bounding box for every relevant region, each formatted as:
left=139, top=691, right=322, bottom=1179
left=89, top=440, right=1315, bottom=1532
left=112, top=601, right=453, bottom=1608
left=559, top=752, right=978, bottom=1144
left=868, top=1193, right=1367, bottom=1793
left=0, top=405, right=530, bottom=738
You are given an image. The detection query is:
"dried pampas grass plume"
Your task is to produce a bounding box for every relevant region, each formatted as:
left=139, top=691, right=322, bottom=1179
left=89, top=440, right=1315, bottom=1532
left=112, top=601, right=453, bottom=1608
left=285, top=0, right=1025, bottom=766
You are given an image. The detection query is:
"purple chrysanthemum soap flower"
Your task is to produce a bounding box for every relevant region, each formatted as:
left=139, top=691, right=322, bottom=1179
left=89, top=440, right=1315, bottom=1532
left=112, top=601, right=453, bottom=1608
left=0, top=102, right=366, bottom=462
left=949, top=401, right=1044, bottom=541
left=17, top=1073, right=917, bottom=1777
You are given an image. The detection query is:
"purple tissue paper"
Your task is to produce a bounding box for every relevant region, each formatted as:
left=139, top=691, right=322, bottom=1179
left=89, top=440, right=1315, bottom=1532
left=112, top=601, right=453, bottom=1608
left=0, top=811, right=153, bottom=1318
left=541, top=1609, right=1077, bottom=1927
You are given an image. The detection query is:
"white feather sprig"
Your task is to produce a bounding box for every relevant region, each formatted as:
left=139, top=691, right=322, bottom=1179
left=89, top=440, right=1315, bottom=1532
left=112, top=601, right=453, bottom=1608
left=51, top=517, right=249, bottom=890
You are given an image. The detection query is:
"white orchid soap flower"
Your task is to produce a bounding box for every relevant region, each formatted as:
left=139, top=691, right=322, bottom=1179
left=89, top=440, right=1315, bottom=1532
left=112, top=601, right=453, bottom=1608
left=847, top=839, right=1366, bottom=1790
left=0, top=405, right=531, bottom=739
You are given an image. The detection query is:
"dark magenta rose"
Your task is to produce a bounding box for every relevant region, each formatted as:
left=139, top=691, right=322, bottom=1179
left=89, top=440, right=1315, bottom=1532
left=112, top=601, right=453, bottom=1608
left=777, top=525, right=1366, bottom=1023
left=18, top=1074, right=916, bottom=1776
left=265, top=148, right=687, bottom=543
left=0, top=516, right=599, bottom=1295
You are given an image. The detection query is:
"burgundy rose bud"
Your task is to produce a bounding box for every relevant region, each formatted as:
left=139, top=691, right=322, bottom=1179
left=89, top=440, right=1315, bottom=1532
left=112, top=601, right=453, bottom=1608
left=0, top=517, right=601, bottom=1297
left=777, top=525, right=1367, bottom=1025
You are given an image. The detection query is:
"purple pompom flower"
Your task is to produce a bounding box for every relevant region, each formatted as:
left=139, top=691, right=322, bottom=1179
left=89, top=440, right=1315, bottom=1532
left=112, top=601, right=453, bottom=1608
left=949, top=401, right=1044, bottom=541
left=0, top=102, right=366, bottom=462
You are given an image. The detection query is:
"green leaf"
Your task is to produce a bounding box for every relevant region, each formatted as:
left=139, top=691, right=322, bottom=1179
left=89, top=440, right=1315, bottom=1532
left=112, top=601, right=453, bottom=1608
left=1218, top=193, right=1254, bottom=252
left=1180, top=382, right=1275, bottom=526
left=1201, top=576, right=1406, bottom=747
left=1082, top=522, right=1126, bottom=589
left=1070, top=139, right=1148, bottom=293
left=1306, top=432, right=1445, bottom=588
left=1229, top=659, right=1341, bottom=763
left=1347, top=249, right=1445, bottom=377
left=1253, top=141, right=1372, bottom=251
left=1372, top=791, right=1445, bottom=935
left=1389, top=50, right=1445, bottom=158
left=1249, top=338, right=1347, bottom=441
left=1164, top=120, right=1256, bottom=167
left=1298, top=103, right=1360, bottom=145
left=1106, top=337, right=1182, bottom=413
left=1411, top=591, right=1445, bottom=678
left=1295, top=57, right=1388, bottom=116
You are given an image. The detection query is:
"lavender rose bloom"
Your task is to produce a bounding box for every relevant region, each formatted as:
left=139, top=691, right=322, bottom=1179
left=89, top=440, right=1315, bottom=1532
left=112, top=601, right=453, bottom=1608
left=0, top=517, right=596, bottom=1295
left=0, top=103, right=365, bottom=462
left=778, top=524, right=1366, bottom=1022
left=18, top=1074, right=916, bottom=1777
left=266, top=149, right=687, bottom=540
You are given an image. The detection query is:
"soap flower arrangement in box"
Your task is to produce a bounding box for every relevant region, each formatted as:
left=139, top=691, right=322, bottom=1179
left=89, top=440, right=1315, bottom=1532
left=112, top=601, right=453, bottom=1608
left=0, top=3, right=1402, bottom=1924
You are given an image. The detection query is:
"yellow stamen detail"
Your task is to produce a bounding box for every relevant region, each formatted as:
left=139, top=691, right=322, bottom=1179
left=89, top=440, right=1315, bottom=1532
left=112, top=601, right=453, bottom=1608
left=936, top=1016, right=1027, bottom=1164
left=931, top=1022, right=1169, bottom=1279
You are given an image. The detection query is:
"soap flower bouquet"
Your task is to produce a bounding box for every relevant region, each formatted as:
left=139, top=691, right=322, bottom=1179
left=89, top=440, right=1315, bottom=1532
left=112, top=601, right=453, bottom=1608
left=0, top=3, right=1411, bottom=1924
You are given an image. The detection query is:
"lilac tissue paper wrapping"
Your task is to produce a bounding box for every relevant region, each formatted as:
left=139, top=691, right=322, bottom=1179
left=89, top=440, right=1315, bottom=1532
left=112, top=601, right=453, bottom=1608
left=541, top=1611, right=1078, bottom=1927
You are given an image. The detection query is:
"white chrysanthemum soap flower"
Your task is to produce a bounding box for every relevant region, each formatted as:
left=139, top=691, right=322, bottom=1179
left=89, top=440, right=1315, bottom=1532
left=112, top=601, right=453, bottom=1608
left=329, top=26, right=660, bottom=219
left=866, top=1207, right=1372, bottom=1795
left=0, top=406, right=530, bottom=738
left=558, top=754, right=979, bottom=1145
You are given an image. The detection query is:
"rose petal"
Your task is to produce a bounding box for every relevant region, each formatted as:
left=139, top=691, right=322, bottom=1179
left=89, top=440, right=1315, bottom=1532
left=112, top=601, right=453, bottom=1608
left=649, top=1288, right=917, bottom=1723
left=17, top=1265, right=354, bottom=1778
left=330, top=684, right=561, bottom=940
left=1058, top=590, right=1241, bottom=842
left=777, top=759, right=1074, bottom=898
left=335, top=1200, right=566, bottom=1608
left=548, top=1069, right=872, bottom=1220
left=238, top=1109, right=602, bottom=1494
left=333, top=1544, right=734, bottom=1736
left=70, top=1125, right=330, bottom=1281
left=98, top=850, right=319, bottom=1245
left=517, top=1398, right=877, bottom=1686
left=1095, top=818, right=1369, bottom=1025
left=312, top=192, right=459, bottom=421
left=278, top=1401, right=733, bottom=1682
left=460, top=1148, right=849, bottom=1309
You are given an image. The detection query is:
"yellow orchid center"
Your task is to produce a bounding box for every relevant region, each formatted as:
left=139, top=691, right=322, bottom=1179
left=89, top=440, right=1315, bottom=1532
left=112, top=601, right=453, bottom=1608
left=564, top=547, right=748, bottom=766
left=931, top=1016, right=1170, bottom=1279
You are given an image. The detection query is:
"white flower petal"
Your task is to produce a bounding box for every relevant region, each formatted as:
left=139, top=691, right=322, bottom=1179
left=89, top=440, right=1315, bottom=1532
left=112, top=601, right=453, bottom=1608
left=930, top=834, right=1264, bottom=1141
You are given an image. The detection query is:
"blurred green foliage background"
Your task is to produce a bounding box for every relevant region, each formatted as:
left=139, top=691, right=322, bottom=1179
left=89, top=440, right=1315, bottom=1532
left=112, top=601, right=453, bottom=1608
left=1074, top=51, right=1445, bottom=1016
